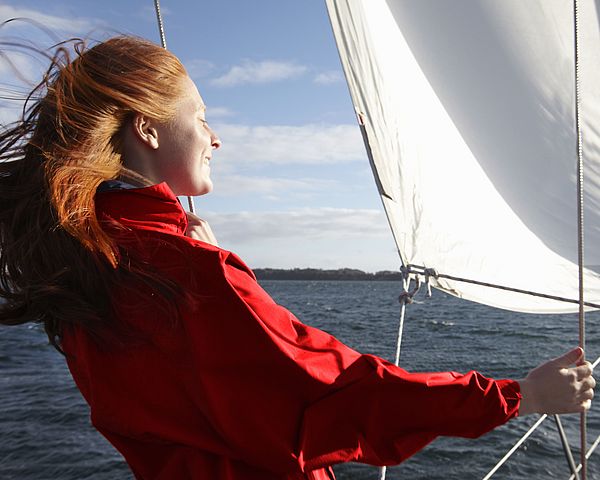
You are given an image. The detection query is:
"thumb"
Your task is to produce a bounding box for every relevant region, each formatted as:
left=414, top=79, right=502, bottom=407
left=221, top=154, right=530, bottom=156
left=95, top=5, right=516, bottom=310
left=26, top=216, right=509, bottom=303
left=552, top=346, right=584, bottom=368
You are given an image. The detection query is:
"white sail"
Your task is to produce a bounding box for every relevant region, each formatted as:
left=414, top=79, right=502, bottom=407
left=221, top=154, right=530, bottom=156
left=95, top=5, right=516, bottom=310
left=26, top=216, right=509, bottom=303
left=325, top=0, right=600, bottom=313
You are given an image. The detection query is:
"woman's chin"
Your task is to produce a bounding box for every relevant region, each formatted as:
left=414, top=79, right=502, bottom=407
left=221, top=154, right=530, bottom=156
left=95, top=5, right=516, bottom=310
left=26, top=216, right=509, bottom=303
left=176, top=182, right=213, bottom=197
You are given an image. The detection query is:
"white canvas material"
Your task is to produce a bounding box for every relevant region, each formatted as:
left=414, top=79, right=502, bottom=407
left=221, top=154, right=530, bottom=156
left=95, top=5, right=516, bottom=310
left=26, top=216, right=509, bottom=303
left=325, top=0, right=600, bottom=313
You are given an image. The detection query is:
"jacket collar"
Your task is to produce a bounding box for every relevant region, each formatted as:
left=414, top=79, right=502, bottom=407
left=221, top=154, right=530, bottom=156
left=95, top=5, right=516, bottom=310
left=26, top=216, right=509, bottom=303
left=95, top=182, right=189, bottom=236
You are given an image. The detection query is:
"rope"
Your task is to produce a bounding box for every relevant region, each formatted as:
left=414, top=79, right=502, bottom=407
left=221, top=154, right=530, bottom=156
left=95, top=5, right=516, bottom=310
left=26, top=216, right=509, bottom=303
left=568, top=434, right=600, bottom=480
left=402, top=265, right=600, bottom=310
left=481, top=414, right=548, bottom=480
left=395, top=271, right=415, bottom=368
left=394, top=292, right=408, bottom=368
left=554, top=414, right=580, bottom=480
left=376, top=274, right=597, bottom=480
left=152, top=0, right=197, bottom=214
left=380, top=270, right=416, bottom=480
left=573, top=0, right=587, bottom=476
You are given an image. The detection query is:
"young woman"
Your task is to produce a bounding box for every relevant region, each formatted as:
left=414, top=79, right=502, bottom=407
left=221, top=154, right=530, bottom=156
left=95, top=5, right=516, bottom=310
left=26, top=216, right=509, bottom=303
left=0, top=36, right=595, bottom=480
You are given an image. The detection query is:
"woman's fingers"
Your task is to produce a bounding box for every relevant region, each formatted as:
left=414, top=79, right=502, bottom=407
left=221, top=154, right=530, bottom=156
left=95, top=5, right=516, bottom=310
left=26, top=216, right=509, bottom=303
left=565, top=361, right=594, bottom=411
left=553, top=347, right=584, bottom=367
left=576, top=362, right=594, bottom=380
left=578, top=387, right=594, bottom=401
left=577, top=375, right=596, bottom=399
left=185, top=212, right=218, bottom=246
left=580, top=372, right=596, bottom=389
left=518, top=348, right=596, bottom=415
left=573, top=362, right=595, bottom=410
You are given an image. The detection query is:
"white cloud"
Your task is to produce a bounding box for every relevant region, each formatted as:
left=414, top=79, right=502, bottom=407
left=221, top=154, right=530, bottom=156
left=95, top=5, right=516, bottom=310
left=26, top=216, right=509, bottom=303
left=0, top=5, right=93, bottom=33
left=213, top=123, right=364, bottom=165
left=211, top=60, right=307, bottom=87
left=210, top=174, right=338, bottom=197
left=206, top=106, right=235, bottom=119
left=185, top=58, right=216, bottom=80
left=314, top=70, right=343, bottom=85
left=203, top=208, right=398, bottom=271
left=207, top=208, right=388, bottom=242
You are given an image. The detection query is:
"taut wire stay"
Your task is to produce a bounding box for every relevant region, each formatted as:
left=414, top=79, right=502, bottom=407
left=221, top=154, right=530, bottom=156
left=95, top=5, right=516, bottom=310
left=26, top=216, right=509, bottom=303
left=152, top=0, right=196, bottom=214
left=572, top=0, right=587, bottom=476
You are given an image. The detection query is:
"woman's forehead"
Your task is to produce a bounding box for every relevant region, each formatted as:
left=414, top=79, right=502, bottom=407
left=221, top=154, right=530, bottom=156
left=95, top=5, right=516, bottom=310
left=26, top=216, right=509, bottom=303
left=179, top=76, right=206, bottom=111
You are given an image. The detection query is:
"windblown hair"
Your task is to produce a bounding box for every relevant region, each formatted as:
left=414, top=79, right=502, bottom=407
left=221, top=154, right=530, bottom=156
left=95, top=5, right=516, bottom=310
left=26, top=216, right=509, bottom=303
left=0, top=35, right=188, bottom=349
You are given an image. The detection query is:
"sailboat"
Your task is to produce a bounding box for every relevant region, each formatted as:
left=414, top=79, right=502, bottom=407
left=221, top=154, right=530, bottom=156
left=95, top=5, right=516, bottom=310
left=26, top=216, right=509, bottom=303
left=322, top=0, right=600, bottom=478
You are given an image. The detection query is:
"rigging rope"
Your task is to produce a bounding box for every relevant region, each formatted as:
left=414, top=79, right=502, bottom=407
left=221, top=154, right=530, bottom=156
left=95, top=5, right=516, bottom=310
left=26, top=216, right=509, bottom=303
left=402, top=265, right=600, bottom=310
left=569, top=434, right=600, bottom=480
left=573, top=0, right=587, bottom=476
left=482, top=414, right=548, bottom=480
left=555, top=414, right=580, bottom=480
left=395, top=273, right=418, bottom=365
left=379, top=271, right=417, bottom=480
left=152, top=0, right=196, bottom=214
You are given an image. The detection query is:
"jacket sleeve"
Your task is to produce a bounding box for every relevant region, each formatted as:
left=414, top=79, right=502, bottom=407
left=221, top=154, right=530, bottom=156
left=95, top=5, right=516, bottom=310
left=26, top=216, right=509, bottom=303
left=179, top=248, right=522, bottom=474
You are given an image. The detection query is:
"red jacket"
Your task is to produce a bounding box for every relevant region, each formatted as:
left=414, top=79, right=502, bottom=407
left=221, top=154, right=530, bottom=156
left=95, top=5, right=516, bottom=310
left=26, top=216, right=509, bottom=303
left=62, top=183, right=521, bottom=480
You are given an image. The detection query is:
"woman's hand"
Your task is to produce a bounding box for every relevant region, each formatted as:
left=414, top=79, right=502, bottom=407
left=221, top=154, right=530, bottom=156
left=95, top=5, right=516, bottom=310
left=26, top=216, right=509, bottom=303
left=518, top=347, right=595, bottom=415
left=185, top=212, right=218, bottom=247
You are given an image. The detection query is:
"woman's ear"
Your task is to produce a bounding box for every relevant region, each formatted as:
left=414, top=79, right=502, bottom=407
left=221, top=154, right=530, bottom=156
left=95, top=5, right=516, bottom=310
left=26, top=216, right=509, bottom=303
left=131, top=113, right=159, bottom=150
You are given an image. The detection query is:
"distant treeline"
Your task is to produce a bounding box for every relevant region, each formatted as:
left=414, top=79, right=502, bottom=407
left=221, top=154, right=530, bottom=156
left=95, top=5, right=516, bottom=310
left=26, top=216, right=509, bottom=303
left=253, top=268, right=402, bottom=281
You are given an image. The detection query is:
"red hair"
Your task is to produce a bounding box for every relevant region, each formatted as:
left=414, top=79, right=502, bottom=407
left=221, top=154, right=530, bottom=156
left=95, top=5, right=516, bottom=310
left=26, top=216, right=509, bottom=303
left=0, top=36, right=189, bottom=348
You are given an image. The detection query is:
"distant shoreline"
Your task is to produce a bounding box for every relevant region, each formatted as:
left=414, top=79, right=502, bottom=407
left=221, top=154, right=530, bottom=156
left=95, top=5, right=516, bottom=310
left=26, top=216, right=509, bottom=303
left=253, top=268, right=402, bottom=281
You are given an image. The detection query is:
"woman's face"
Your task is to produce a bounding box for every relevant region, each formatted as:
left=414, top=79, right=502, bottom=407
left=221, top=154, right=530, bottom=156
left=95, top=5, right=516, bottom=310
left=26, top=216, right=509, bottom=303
left=154, top=76, right=220, bottom=196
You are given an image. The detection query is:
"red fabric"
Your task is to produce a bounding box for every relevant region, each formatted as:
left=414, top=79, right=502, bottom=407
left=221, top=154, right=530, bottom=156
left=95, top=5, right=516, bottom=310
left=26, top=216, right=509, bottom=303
left=61, top=182, right=521, bottom=480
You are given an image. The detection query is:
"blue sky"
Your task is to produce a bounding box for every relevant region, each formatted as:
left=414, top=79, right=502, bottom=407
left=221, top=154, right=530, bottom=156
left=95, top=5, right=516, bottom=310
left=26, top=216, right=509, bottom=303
left=0, top=0, right=400, bottom=271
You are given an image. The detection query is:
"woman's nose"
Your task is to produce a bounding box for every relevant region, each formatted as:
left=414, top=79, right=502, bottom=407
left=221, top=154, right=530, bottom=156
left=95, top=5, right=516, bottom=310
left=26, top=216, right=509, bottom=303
left=210, top=129, right=221, bottom=149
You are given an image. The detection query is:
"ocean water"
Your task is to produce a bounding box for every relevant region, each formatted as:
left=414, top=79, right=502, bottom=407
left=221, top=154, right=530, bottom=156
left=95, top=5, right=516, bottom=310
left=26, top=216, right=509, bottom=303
left=0, top=279, right=599, bottom=479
